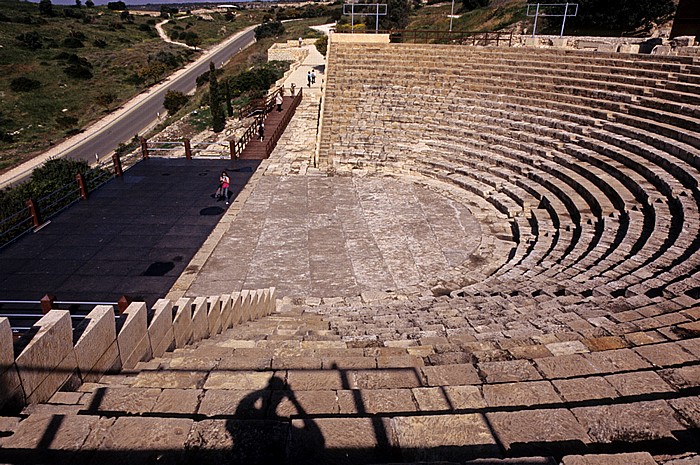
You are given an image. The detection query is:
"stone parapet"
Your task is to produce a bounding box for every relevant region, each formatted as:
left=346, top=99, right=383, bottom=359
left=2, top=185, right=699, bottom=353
left=0, top=289, right=277, bottom=414
left=331, top=33, right=390, bottom=44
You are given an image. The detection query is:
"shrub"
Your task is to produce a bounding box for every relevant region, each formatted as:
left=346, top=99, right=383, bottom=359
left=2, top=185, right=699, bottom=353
left=56, top=115, right=79, bottom=128
left=10, top=77, right=42, bottom=92
left=64, top=64, right=93, bottom=79
left=63, top=36, right=84, bottom=48
left=315, top=35, right=328, bottom=56
left=163, top=90, right=189, bottom=114
left=93, top=38, right=107, bottom=48
left=107, top=1, right=126, bottom=10
left=16, top=31, right=42, bottom=49
left=254, top=21, right=285, bottom=40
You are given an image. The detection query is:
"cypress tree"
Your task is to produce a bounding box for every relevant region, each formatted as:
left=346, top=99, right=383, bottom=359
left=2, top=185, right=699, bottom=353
left=209, top=62, right=225, bottom=133
left=225, top=81, right=234, bottom=118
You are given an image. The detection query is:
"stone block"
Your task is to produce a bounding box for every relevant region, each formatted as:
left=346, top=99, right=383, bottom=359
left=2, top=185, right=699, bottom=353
left=207, top=296, right=223, bottom=336
left=151, top=388, right=202, bottom=414
left=352, top=368, right=423, bottom=389
left=261, top=289, right=271, bottom=318
left=288, top=417, right=395, bottom=464
left=619, top=44, right=641, bottom=54
left=172, top=298, right=193, bottom=348
left=562, top=452, right=657, bottom=464
left=487, top=409, right=591, bottom=453
left=81, top=341, right=120, bottom=384
left=132, top=369, right=208, bottom=389
left=230, top=292, right=243, bottom=326
left=0, top=318, right=24, bottom=412
left=74, top=305, right=117, bottom=381
left=479, top=359, right=542, bottom=383
left=552, top=377, right=618, bottom=403
left=604, top=371, right=674, bottom=396
left=240, top=290, right=253, bottom=322
left=85, top=386, right=161, bottom=414
left=15, top=310, right=77, bottom=404
left=392, top=414, right=498, bottom=462
left=197, top=389, right=267, bottom=417
left=337, top=388, right=416, bottom=414
left=535, top=354, right=600, bottom=379
left=116, top=302, right=152, bottom=370
left=634, top=341, right=697, bottom=367
left=571, top=400, right=684, bottom=443
left=412, top=385, right=485, bottom=411
left=483, top=381, right=562, bottom=408
left=148, top=299, right=174, bottom=358
left=204, top=370, right=274, bottom=390
left=271, top=390, right=339, bottom=416
left=219, top=294, right=233, bottom=331
left=191, top=297, right=209, bottom=342
left=268, top=287, right=277, bottom=315
left=583, top=349, right=650, bottom=374
left=97, top=416, right=193, bottom=464
left=421, top=364, right=482, bottom=386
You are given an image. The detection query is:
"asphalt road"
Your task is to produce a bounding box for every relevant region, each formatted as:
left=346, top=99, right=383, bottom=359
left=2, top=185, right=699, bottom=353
left=61, top=28, right=256, bottom=164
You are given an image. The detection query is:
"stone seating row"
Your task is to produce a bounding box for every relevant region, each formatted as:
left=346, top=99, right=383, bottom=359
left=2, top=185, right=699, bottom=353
left=326, top=78, right=696, bottom=290
left=2, top=303, right=698, bottom=463
left=0, top=288, right=276, bottom=414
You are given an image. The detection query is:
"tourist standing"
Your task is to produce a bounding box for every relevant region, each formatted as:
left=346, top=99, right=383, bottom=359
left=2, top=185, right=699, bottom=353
left=307, top=70, right=312, bottom=87
left=216, top=171, right=230, bottom=204
left=276, top=92, right=283, bottom=112
left=258, top=121, right=265, bottom=141
left=311, top=70, right=316, bottom=85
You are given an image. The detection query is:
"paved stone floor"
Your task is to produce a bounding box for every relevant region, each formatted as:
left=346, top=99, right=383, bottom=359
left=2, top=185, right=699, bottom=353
left=0, top=158, right=259, bottom=306
left=186, top=175, right=484, bottom=298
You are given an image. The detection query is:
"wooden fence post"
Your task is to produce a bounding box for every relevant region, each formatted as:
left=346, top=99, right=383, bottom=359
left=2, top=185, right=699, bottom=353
left=76, top=172, right=88, bottom=200
left=112, top=154, right=123, bottom=177
left=26, top=199, right=42, bottom=229
left=184, top=139, right=192, bottom=160
left=140, top=137, right=149, bottom=159
left=40, top=294, right=55, bottom=314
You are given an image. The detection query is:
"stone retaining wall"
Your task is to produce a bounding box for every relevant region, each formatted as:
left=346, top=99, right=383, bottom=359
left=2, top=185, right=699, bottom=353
left=0, top=288, right=276, bottom=413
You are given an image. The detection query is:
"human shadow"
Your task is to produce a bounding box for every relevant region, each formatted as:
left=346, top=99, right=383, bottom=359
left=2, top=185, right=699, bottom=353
left=223, top=375, right=326, bottom=464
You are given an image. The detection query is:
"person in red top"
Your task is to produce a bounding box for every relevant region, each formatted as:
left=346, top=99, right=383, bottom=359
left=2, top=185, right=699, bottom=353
left=215, top=171, right=230, bottom=204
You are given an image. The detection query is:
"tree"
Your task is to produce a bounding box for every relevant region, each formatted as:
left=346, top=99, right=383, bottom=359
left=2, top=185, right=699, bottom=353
left=85, top=0, right=94, bottom=7
left=120, top=10, right=133, bottom=23
left=138, top=61, right=167, bottom=85
left=224, top=81, right=233, bottom=118
left=208, top=62, right=225, bottom=133
left=185, top=33, right=202, bottom=50
left=16, top=31, right=42, bottom=49
left=75, top=0, right=82, bottom=8
left=39, top=0, right=53, bottom=16
left=254, top=21, right=285, bottom=40
left=462, top=0, right=488, bottom=11
left=163, top=90, right=189, bottom=114
left=378, top=0, right=410, bottom=30
left=571, top=0, right=675, bottom=32
left=107, top=1, right=126, bottom=10
left=95, top=93, right=117, bottom=111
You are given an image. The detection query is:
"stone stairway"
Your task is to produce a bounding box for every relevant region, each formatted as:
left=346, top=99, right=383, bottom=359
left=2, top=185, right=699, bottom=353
left=1, top=297, right=699, bottom=464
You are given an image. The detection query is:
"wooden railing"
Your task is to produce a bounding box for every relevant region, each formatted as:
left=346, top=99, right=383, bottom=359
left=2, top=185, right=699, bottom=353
left=388, top=30, right=514, bottom=47
left=229, top=115, right=265, bottom=159
left=237, top=87, right=284, bottom=120
left=265, top=88, right=303, bottom=156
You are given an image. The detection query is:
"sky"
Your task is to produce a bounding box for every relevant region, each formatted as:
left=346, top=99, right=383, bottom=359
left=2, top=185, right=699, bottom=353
left=24, top=0, right=258, bottom=5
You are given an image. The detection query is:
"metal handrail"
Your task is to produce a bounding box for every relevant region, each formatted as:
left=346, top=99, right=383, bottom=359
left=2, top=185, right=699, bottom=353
left=237, top=87, right=283, bottom=120
left=231, top=114, right=265, bottom=158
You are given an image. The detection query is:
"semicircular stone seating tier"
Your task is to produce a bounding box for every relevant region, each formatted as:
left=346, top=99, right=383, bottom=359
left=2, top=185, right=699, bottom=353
left=320, top=43, right=700, bottom=305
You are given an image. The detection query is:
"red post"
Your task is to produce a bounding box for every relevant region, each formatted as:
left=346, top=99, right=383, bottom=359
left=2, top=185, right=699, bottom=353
left=140, top=137, right=149, bottom=159
left=40, top=294, right=55, bottom=314
left=112, top=153, right=123, bottom=177
left=26, top=198, right=42, bottom=229
left=76, top=172, right=88, bottom=200
left=117, top=295, right=132, bottom=314
left=184, top=139, right=192, bottom=160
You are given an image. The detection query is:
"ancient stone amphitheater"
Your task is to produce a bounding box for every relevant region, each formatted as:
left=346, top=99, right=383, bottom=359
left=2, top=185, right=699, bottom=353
left=1, top=35, right=699, bottom=464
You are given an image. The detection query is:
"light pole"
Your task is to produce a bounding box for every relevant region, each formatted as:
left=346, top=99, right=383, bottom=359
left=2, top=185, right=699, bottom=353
left=449, top=0, right=455, bottom=32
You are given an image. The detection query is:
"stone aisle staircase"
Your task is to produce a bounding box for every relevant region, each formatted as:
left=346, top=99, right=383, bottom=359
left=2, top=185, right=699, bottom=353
left=1, top=295, right=699, bottom=464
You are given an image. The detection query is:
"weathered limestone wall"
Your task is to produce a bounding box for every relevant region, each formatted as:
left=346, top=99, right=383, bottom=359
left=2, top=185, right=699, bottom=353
left=332, top=33, right=390, bottom=44
left=0, top=288, right=276, bottom=413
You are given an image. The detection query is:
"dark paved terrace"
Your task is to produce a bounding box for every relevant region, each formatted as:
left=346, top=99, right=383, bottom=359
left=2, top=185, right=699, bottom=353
left=0, top=157, right=259, bottom=306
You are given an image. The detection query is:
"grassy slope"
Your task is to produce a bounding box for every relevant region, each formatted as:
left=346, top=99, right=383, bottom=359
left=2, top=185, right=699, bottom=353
left=406, top=0, right=527, bottom=32
left=0, top=1, right=266, bottom=173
